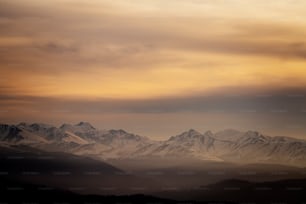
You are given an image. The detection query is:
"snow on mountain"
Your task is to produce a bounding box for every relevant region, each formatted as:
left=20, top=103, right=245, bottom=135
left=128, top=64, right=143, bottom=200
left=1, top=122, right=306, bottom=167
left=0, top=123, right=52, bottom=145
left=225, top=131, right=306, bottom=166
left=71, top=128, right=155, bottom=159
left=166, top=129, right=217, bottom=155
left=132, top=129, right=306, bottom=166
left=60, top=122, right=153, bottom=149
left=61, top=131, right=89, bottom=145
left=132, top=129, right=223, bottom=161
left=18, top=123, right=61, bottom=141
left=59, top=122, right=109, bottom=143
left=0, top=122, right=154, bottom=159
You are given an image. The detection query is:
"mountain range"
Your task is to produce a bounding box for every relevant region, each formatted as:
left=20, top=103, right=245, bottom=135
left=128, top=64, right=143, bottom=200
left=1, top=122, right=306, bottom=167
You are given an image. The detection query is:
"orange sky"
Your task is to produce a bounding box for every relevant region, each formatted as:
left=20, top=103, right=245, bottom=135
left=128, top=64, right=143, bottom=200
left=0, top=0, right=306, bottom=138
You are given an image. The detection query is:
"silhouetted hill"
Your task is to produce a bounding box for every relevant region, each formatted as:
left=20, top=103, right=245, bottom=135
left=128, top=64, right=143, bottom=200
left=0, top=177, right=237, bottom=204
left=156, top=178, right=306, bottom=203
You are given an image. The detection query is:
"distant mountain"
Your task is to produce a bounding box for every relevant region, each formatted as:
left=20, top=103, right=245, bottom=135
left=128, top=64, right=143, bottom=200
left=1, top=122, right=306, bottom=167
left=133, top=129, right=222, bottom=161
left=0, top=122, right=154, bottom=159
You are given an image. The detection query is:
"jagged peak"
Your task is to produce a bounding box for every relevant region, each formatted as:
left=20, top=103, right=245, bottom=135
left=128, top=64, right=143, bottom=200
left=180, top=129, right=202, bottom=137
left=105, top=129, right=147, bottom=142
left=187, top=129, right=201, bottom=134
left=59, top=122, right=95, bottom=132
left=170, top=129, right=202, bottom=140
left=76, top=121, right=95, bottom=128
left=30, top=123, right=53, bottom=128
left=17, top=122, right=53, bottom=130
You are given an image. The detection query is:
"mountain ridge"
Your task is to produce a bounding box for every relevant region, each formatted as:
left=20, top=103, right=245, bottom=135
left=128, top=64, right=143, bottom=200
left=1, top=122, right=306, bottom=167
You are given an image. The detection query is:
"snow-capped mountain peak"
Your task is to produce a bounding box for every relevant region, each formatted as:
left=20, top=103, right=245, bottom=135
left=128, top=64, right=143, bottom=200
left=103, top=129, right=150, bottom=143
left=173, top=129, right=202, bottom=139
left=2, top=122, right=306, bottom=167
left=59, top=122, right=95, bottom=133
left=17, top=122, right=53, bottom=130
left=76, top=121, right=95, bottom=129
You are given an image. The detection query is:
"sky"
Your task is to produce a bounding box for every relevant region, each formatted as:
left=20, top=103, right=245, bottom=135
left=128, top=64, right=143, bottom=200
left=0, top=0, right=306, bottom=139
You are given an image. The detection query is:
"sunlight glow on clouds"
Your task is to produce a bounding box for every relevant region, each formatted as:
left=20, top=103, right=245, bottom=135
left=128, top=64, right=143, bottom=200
left=1, top=0, right=306, bottom=98
left=1, top=0, right=306, bottom=138
left=0, top=0, right=306, bottom=98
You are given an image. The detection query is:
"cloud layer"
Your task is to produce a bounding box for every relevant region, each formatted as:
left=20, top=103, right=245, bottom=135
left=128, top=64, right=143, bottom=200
left=0, top=0, right=306, bottom=138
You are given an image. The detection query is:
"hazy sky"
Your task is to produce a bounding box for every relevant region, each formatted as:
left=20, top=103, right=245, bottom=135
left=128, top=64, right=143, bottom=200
left=0, top=0, right=306, bottom=139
